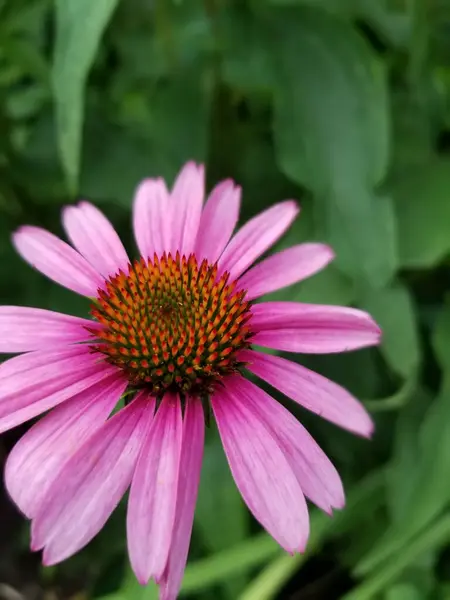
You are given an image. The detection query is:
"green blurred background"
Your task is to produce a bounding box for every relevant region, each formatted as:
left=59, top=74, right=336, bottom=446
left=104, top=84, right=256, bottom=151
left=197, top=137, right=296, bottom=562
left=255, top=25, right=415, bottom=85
left=1, top=0, right=450, bottom=598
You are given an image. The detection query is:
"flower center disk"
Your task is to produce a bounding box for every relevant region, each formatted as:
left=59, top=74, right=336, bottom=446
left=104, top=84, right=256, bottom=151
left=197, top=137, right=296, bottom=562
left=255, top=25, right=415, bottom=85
left=90, top=253, right=253, bottom=395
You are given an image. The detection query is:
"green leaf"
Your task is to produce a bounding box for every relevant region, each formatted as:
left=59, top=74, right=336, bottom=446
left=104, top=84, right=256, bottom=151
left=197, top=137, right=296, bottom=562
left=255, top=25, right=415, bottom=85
left=390, top=160, right=450, bottom=268
left=386, top=387, right=432, bottom=523
left=346, top=513, right=450, bottom=600
left=356, top=377, right=450, bottom=577
left=53, top=0, right=119, bottom=193
left=272, top=7, right=393, bottom=287
left=432, top=301, right=450, bottom=370
left=360, top=283, right=421, bottom=378
left=385, top=582, right=423, bottom=600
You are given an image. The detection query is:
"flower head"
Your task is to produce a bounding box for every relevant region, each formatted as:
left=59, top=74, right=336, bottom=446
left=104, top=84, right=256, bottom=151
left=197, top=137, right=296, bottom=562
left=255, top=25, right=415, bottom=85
left=1, top=162, right=380, bottom=600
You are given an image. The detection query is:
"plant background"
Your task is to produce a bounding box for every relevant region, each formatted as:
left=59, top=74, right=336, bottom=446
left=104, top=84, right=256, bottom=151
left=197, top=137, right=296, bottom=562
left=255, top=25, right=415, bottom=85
left=0, top=0, right=450, bottom=598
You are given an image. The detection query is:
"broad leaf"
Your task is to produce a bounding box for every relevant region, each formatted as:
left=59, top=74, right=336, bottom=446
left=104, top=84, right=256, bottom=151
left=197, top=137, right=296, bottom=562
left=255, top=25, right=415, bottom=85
left=390, top=160, right=450, bottom=268
left=272, top=7, right=393, bottom=287
left=361, top=283, right=421, bottom=378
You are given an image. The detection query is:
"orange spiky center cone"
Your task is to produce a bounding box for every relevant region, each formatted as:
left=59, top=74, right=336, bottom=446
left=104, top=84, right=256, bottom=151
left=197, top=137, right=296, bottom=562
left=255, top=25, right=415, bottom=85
left=89, top=252, right=253, bottom=396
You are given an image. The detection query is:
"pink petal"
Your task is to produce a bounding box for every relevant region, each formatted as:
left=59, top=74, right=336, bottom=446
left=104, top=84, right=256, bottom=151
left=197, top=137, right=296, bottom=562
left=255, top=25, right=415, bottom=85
left=62, top=202, right=130, bottom=278
left=133, top=178, right=171, bottom=259
left=127, top=394, right=183, bottom=584
left=239, top=243, right=335, bottom=300
left=31, top=393, right=153, bottom=564
left=211, top=379, right=309, bottom=553
left=0, top=346, right=116, bottom=433
left=0, top=306, right=96, bottom=353
left=169, top=162, right=204, bottom=257
left=12, top=226, right=104, bottom=296
left=194, top=180, right=241, bottom=264
left=218, top=201, right=299, bottom=281
left=5, top=375, right=126, bottom=518
left=251, top=302, right=381, bottom=353
left=160, top=397, right=205, bottom=600
left=228, top=367, right=344, bottom=513
left=243, top=350, right=373, bottom=437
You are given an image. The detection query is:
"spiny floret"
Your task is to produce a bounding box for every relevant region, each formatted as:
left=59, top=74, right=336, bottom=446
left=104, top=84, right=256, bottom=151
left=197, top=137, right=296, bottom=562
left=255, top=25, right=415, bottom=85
left=89, top=252, right=253, bottom=395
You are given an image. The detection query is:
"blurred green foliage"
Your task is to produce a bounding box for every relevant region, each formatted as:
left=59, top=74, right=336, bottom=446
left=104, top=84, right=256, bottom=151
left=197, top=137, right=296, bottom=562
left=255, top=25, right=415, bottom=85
left=2, top=0, right=450, bottom=598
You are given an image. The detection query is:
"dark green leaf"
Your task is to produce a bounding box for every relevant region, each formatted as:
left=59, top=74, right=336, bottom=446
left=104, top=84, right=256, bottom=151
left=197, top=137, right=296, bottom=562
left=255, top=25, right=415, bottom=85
left=390, top=160, right=450, bottom=268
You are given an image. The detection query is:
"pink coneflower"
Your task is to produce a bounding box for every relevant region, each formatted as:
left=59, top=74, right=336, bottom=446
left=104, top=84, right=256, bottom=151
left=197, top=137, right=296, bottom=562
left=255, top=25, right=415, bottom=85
left=1, top=162, right=380, bottom=599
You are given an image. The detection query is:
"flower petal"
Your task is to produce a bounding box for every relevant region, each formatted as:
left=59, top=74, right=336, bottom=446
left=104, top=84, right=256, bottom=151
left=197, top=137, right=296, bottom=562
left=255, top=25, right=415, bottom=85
left=239, top=243, right=335, bottom=300
left=169, top=162, right=204, bottom=257
left=127, top=394, right=183, bottom=584
left=229, top=365, right=344, bottom=513
left=62, top=202, right=130, bottom=278
left=12, top=226, right=104, bottom=296
left=194, top=180, right=241, bottom=264
left=218, top=201, right=299, bottom=281
left=133, top=178, right=171, bottom=259
left=251, top=302, right=381, bottom=353
left=0, top=346, right=116, bottom=433
left=0, top=306, right=96, bottom=353
left=31, top=393, right=153, bottom=564
left=211, top=378, right=309, bottom=553
left=5, top=375, right=126, bottom=518
left=160, top=397, right=204, bottom=600
left=243, top=350, right=373, bottom=437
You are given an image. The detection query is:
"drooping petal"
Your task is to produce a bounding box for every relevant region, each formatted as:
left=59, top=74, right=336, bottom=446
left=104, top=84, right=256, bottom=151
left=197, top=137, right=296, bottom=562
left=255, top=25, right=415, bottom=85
left=251, top=302, right=381, bottom=353
left=194, top=180, right=241, bottom=264
left=127, top=394, right=183, bottom=584
left=0, top=346, right=116, bottom=433
left=243, top=350, right=373, bottom=437
left=218, top=201, right=299, bottom=281
left=0, top=306, right=98, bottom=353
left=133, top=178, right=171, bottom=259
left=159, top=397, right=204, bottom=600
left=12, top=226, right=104, bottom=296
left=5, top=375, right=126, bottom=518
left=239, top=243, right=335, bottom=300
left=169, top=162, right=204, bottom=256
left=62, top=202, right=130, bottom=278
left=212, top=379, right=309, bottom=553
left=227, top=367, right=344, bottom=513
left=31, top=393, right=153, bottom=564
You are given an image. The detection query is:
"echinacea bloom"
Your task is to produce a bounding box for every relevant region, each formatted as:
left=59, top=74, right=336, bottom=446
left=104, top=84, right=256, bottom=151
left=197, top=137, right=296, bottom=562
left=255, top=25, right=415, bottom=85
left=1, top=162, right=380, bottom=599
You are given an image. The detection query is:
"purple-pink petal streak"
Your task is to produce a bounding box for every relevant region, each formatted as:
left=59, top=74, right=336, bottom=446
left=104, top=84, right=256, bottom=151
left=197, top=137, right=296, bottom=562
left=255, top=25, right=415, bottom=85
left=12, top=226, right=104, bottom=296
left=160, top=397, right=205, bottom=600
left=5, top=375, right=126, bottom=518
left=169, top=162, right=204, bottom=257
left=244, top=350, right=373, bottom=437
left=194, top=180, right=241, bottom=264
left=239, top=243, right=335, bottom=300
left=252, top=302, right=381, bottom=353
left=0, top=306, right=96, bottom=353
left=127, top=394, right=183, bottom=584
left=133, top=178, right=171, bottom=259
left=0, top=346, right=116, bottom=433
left=31, top=393, right=153, bottom=564
left=218, top=201, right=299, bottom=281
left=228, top=367, right=344, bottom=513
left=212, top=379, right=309, bottom=553
left=62, top=202, right=129, bottom=278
